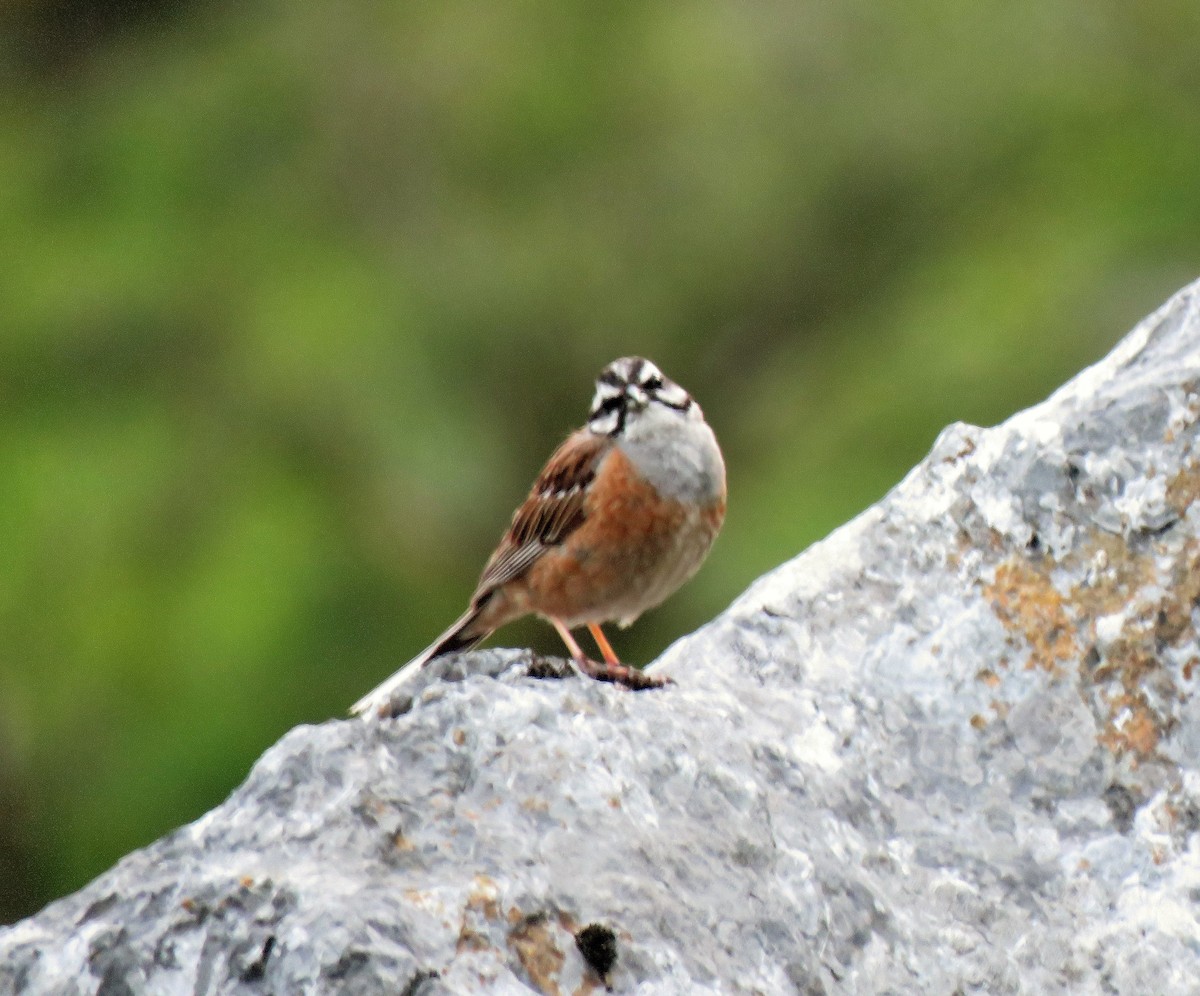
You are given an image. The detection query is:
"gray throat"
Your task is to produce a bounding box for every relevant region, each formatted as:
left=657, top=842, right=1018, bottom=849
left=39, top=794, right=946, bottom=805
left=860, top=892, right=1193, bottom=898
left=616, top=404, right=725, bottom=506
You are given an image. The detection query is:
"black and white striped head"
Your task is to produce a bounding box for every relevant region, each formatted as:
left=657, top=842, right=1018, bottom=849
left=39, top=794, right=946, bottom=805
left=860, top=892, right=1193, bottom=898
left=587, top=357, right=693, bottom=436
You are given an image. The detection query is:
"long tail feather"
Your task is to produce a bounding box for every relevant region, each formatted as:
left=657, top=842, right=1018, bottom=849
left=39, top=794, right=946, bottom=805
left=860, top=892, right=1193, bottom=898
left=349, top=606, right=488, bottom=717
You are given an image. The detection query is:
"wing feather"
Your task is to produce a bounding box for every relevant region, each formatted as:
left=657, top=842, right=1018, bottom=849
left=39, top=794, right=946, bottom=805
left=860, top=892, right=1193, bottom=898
left=474, top=430, right=609, bottom=597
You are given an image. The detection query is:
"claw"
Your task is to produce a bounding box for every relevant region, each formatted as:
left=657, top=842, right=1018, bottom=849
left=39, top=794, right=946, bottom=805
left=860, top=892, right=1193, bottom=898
left=572, top=655, right=673, bottom=690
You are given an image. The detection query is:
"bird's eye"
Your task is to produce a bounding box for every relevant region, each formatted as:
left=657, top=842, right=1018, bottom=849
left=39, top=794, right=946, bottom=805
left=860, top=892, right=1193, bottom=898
left=643, top=375, right=663, bottom=392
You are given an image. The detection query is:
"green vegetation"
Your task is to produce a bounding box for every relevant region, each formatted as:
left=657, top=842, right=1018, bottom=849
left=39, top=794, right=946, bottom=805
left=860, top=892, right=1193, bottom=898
left=1, top=0, right=1198, bottom=922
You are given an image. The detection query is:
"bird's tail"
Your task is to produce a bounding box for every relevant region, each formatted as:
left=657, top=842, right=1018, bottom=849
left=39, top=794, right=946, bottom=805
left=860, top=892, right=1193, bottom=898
left=349, top=605, right=489, bottom=718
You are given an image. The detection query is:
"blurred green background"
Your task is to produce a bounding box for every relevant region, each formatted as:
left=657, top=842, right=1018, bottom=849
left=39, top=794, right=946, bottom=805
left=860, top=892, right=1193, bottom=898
left=1, top=0, right=1198, bottom=924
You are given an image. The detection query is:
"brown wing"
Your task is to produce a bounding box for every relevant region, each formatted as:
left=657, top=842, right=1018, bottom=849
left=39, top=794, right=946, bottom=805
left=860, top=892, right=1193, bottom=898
left=473, top=430, right=610, bottom=597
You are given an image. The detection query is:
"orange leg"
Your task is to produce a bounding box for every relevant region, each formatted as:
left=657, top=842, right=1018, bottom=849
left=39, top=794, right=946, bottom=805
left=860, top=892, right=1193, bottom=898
left=545, top=617, right=671, bottom=691
left=587, top=623, right=621, bottom=665
left=551, top=617, right=588, bottom=661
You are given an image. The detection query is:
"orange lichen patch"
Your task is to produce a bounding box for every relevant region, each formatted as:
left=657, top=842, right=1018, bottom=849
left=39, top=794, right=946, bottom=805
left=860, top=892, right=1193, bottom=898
left=507, top=914, right=565, bottom=996
left=456, top=926, right=491, bottom=954
left=983, top=527, right=1199, bottom=767
left=1071, top=539, right=1200, bottom=658
left=969, top=714, right=987, bottom=730
left=1067, top=534, right=1157, bottom=621
left=1071, top=537, right=1200, bottom=764
left=467, top=876, right=502, bottom=921
left=1156, top=544, right=1200, bottom=643
left=456, top=876, right=503, bottom=954
left=986, top=560, right=1079, bottom=673
left=1165, top=462, right=1200, bottom=516
left=1096, top=638, right=1158, bottom=688
left=1090, top=648, right=1167, bottom=764
left=1097, top=695, right=1161, bottom=761
left=1155, top=603, right=1192, bottom=651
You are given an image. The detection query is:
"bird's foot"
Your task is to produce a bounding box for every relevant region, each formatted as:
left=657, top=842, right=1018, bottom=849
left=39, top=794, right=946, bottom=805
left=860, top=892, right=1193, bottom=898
left=572, top=656, right=673, bottom=690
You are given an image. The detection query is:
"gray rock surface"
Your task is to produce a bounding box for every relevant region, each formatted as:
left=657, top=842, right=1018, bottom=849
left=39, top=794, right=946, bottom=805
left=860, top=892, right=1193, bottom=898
left=6, top=281, right=1200, bottom=994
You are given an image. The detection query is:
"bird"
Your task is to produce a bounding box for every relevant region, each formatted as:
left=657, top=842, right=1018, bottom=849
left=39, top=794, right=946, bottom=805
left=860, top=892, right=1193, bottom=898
left=351, top=356, right=726, bottom=718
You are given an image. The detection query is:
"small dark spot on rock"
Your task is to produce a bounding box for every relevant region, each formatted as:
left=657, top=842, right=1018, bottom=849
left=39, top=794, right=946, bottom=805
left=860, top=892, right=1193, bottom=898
left=527, top=657, right=572, bottom=680
left=1082, top=645, right=1100, bottom=670
left=325, top=949, right=369, bottom=980
left=399, top=968, right=441, bottom=996
left=239, top=935, right=275, bottom=983
left=1027, top=532, right=1041, bottom=553
left=96, top=967, right=136, bottom=996
left=380, top=696, right=414, bottom=719
left=575, top=922, right=618, bottom=980
left=153, top=936, right=179, bottom=970
left=1145, top=514, right=1180, bottom=537
left=1032, top=794, right=1057, bottom=816
left=1178, top=801, right=1200, bottom=834
left=88, top=925, right=127, bottom=960
left=785, top=959, right=828, bottom=994
left=731, top=838, right=768, bottom=869
left=1103, top=783, right=1139, bottom=834
left=78, top=893, right=120, bottom=924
